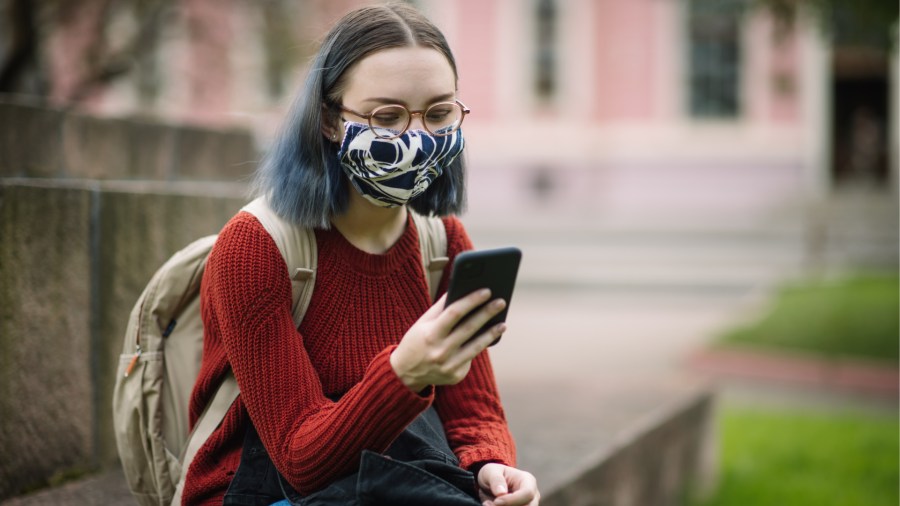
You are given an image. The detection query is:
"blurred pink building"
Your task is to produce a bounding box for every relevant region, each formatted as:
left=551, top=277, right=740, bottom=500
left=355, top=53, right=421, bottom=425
left=45, top=0, right=898, bottom=226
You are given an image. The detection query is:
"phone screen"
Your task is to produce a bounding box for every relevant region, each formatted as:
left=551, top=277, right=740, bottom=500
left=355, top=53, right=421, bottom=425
left=444, top=247, right=521, bottom=345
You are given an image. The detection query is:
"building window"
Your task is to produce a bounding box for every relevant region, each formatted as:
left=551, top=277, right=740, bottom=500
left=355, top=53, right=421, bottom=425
left=534, top=0, right=557, bottom=100
left=687, top=0, right=743, bottom=118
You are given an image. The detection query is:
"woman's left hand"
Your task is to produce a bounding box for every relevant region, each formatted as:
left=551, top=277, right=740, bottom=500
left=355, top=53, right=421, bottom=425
left=476, top=463, right=540, bottom=506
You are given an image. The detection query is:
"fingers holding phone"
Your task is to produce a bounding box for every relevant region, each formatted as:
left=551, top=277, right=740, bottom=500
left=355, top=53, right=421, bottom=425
left=391, top=247, right=521, bottom=393
left=440, top=289, right=506, bottom=344
left=442, top=294, right=508, bottom=365
left=445, top=247, right=521, bottom=346
left=391, top=289, right=508, bottom=392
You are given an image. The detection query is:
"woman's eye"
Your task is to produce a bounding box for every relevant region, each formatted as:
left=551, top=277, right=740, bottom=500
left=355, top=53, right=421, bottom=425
left=373, top=114, right=403, bottom=125
left=426, top=109, right=452, bottom=121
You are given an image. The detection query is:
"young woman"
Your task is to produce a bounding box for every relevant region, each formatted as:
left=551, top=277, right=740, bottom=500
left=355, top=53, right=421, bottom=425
left=185, top=3, right=539, bottom=505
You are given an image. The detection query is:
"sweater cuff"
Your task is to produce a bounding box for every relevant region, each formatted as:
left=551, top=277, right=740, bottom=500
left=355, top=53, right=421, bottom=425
left=459, top=447, right=513, bottom=471
left=364, top=345, right=435, bottom=409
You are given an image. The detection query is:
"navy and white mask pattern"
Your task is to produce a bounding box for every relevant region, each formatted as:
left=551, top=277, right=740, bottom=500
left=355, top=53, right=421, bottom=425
left=337, top=122, right=465, bottom=208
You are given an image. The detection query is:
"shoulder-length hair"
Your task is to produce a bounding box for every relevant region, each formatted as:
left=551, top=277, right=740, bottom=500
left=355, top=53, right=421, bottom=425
left=251, top=2, right=467, bottom=228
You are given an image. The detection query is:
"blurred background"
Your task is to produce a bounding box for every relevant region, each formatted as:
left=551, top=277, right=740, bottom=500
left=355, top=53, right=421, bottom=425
left=3, top=0, right=897, bottom=212
left=0, top=0, right=897, bottom=505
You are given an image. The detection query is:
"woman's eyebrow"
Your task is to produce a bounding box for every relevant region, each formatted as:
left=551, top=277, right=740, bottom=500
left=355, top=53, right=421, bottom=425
left=362, top=93, right=456, bottom=106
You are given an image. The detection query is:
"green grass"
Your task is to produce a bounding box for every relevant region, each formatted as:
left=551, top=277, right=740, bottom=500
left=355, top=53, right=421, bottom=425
left=692, top=408, right=899, bottom=506
left=719, top=274, right=899, bottom=362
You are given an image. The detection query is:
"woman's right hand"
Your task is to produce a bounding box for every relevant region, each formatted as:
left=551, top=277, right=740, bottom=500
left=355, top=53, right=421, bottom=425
left=390, top=290, right=507, bottom=392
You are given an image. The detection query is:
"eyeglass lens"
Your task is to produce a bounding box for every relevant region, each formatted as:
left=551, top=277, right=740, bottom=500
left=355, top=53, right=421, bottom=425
left=369, top=102, right=464, bottom=138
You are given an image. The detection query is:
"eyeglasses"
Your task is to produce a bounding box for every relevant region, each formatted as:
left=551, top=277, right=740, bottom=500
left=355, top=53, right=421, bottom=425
left=338, top=100, right=470, bottom=139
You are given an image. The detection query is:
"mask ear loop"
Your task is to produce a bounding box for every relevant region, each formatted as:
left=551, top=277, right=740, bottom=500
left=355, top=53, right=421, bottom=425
left=321, top=102, right=345, bottom=144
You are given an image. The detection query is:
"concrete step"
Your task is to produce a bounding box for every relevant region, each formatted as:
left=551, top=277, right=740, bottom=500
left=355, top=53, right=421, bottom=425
left=466, top=227, right=809, bottom=299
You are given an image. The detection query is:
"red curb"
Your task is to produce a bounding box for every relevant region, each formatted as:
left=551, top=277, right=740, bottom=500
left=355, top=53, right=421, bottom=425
left=686, top=346, right=900, bottom=397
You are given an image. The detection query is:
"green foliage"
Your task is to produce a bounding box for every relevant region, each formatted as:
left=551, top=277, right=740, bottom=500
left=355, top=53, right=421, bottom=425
left=693, top=408, right=899, bottom=506
left=755, top=0, right=898, bottom=49
left=719, top=274, right=899, bottom=362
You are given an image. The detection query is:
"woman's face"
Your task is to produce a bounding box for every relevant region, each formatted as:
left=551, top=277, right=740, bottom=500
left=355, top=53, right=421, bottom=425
left=329, top=46, right=457, bottom=142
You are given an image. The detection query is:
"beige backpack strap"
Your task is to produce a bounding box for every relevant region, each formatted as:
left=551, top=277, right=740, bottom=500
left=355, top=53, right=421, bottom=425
left=242, top=196, right=318, bottom=328
left=171, top=198, right=317, bottom=506
left=410, top=211, right=449, bottom=302
left=171, top=373, right=238, bottom=506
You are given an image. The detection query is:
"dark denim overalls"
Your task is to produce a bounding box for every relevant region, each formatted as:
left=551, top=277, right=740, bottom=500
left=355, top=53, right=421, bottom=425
left=223, top=406, right=482, bottom=506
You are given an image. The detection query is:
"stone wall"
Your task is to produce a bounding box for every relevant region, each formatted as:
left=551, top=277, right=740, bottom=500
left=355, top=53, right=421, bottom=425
left=0, top=97, right=255, bottom=499
left=0, top=184, right=95, bottom=497
left=541, top=391, right=717, bottom=506
left=0, top=97, right=256, bottom=181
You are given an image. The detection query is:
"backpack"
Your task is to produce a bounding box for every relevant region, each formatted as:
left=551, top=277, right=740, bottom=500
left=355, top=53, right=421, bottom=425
left=112, top=197, right=449, bottom=506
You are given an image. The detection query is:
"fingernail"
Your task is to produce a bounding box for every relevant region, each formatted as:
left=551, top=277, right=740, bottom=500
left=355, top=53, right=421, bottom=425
left=491, top=299, right=506, bottom=310
left=495, top=323, right=507, bottom=335
left=480, top=288, right=492, bottom=298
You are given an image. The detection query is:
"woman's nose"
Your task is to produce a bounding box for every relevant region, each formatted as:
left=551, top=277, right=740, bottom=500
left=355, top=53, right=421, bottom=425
left=409, top=112, right=427, bottom=131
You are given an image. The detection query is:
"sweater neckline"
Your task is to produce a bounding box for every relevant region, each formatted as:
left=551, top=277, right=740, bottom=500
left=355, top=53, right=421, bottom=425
left=318, top=213, right=420, bottom=276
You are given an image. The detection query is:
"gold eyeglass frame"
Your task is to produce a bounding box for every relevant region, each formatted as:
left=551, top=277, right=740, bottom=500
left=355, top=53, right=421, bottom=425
left=338, top=99, right=471, bottom=139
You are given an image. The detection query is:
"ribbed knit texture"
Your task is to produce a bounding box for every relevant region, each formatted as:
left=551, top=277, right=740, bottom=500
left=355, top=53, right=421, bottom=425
left=182, top=212, right=516, bottom=505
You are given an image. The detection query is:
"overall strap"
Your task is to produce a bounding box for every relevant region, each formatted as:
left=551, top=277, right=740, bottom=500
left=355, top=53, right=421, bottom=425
left=410, top=211, right=449, bottom=302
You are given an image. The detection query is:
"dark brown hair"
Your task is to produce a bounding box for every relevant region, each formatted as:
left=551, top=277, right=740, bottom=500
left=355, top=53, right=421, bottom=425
left=323, top=3, right=459, bottom=105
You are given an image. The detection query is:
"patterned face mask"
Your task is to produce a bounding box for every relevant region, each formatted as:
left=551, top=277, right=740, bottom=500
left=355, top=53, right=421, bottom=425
left=337, top=122, right=465, bottom=208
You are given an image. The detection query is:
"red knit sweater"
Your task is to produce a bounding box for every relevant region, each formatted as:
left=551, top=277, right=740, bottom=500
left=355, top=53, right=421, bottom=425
left=183, top=211, right=516, bottom=505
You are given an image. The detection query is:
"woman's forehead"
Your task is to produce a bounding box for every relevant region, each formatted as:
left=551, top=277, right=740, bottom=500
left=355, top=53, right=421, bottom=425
left=341, top=46, right=456, bottom=107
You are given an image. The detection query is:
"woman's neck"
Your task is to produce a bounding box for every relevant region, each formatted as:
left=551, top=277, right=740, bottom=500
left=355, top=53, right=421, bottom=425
left=331, top=188, right=408, bottom=255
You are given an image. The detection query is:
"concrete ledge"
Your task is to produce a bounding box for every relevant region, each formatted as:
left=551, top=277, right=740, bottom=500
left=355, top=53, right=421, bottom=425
left=173, top=126, right=258, bottom=181
left=500, top=380, right=716, bottom=506
left=0, top=177, right=248, bottom=198
left=0, top=98, right=64, bottom=178
left=0, top=184, right=94, bottom=498
left=61, top=114, right=173, bottom=180
left=0, top=97, right=258, bottom=181
left=0, top=180, right=246, bottom=499
left=2, top=384, right=716, bottom=506
left=539, top=387, right=715, bottom=506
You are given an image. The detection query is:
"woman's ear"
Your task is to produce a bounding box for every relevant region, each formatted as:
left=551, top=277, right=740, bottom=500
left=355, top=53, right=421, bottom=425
left=321, top=105, right=341, bottom=143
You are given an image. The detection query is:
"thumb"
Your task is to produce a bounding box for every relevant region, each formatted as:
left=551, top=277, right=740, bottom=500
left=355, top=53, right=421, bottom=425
left=489, top=470, right=508, bottom=496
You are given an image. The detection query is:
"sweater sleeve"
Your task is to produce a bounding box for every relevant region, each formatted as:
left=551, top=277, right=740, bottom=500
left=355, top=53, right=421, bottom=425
left=204, top=213, right=433, bottom=494
left=433, top=216, right=517, bottom=470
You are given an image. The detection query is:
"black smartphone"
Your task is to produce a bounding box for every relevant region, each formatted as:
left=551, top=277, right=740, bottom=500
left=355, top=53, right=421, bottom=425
left=444, top=246, right=522, bottom=346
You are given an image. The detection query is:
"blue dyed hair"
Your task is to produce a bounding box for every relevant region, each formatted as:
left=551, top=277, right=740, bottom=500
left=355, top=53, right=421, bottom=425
left=252, top=3, right=467, bottom=228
